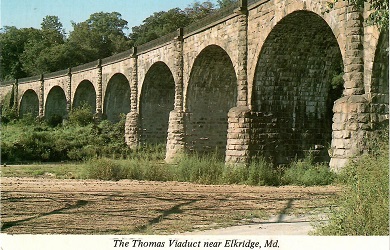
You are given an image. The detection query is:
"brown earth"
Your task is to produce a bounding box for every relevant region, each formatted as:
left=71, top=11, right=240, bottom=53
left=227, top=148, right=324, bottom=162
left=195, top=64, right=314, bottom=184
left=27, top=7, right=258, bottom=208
left=0, top=177, right=340, bottom=235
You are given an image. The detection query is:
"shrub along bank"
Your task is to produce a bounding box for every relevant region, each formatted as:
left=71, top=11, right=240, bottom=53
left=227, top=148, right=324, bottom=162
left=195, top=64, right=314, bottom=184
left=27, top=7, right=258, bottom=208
left=1, top=104, right=336, bottom=186
left=315, top=128, right=389, bottom=235
left=1, top=106, right=130, bottom=163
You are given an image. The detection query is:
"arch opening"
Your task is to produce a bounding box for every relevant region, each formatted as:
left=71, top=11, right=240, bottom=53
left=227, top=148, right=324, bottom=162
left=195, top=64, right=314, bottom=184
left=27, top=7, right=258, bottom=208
left=73, top=80, right=96, bottom=113
left=19, top=89, right=39, bottom=117
left=45, top=86, right=67, bottom=123
left=186, top=45, right=237, bottom=157
left=140, top=62, right=175, bottom=145
left=251, top=11, right=343, bottom=165
left=104, top=73, right=131, bottom=123
left=371, top=31, right=389, bottom=128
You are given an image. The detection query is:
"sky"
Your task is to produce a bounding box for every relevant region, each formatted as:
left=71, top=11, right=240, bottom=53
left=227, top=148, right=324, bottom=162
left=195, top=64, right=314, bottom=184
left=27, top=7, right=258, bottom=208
left=0, top=0, right=219, bottom=35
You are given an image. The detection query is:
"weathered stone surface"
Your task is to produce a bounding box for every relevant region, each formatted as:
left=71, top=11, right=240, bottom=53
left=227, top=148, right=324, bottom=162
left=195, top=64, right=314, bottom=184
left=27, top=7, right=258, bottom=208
left=125, top=112, right=140, bottom=149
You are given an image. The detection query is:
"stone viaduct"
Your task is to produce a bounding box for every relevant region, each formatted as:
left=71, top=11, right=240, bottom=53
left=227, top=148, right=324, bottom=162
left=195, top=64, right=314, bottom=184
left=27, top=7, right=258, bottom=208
left=0, top=0, right=388, bottom=170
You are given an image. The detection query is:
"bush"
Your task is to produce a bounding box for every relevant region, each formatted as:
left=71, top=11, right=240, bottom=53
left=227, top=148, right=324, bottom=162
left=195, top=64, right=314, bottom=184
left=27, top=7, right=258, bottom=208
left=316, top=129, right=389, bottom=235
left=68, top=103, right=94, bottom=126
left=46, top=114, right=63, bottom=127
left=247, top=158, right=281, bottom=186
left=175, top=153, right=225, bottom=184
left=85, top=158, right=122, bottom=181
left=282, top=153, right=335, bottom=186
left=1, top=116, right=131, bottom=163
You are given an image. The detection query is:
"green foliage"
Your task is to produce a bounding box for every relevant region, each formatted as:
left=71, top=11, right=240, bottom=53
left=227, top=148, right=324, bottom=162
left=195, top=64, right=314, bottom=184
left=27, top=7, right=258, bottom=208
left=129, top=1, right=216, bottom=46
left=246, top=159, right=282, bottom=186
left=41, top=15, right=65, bottom=37
left=217, top=0, right=238, bottom=8
left=316, top=129, right=389, bottom=235
left=68, top=103, right=94, bottom=126
left=222, top=159, right=282, bottom=186
left=0, top=26, right=42, bottom=80
left=184, top=1, right=216, bottom=21
left=1, top=108, right=18, bottom=124
left=69, top=12, right=131, bottom=61
left=1, top=114, right=130, bottom=163
left=0, top=89, right=16, bottom=123
left=174, top=152, right=225, bottom=184
left=85, top=158, right=122, bottom=181
left=20, top=16, right=66, bottom=76
left=282, top=153, right=336, bottom=186
left=130, top=8, right=191, bottom=46
left=328, top=0, right=388, bottom=31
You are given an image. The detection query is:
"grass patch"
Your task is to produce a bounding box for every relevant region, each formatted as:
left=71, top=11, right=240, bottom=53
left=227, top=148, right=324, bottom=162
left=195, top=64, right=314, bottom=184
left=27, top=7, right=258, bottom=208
left=282, top=153, right=336, bottom=186
left=3, top=149, right=337, bottom=188
left=315, top=129, right=389, bottom=235
left=1, top=163, right=84, bottom=179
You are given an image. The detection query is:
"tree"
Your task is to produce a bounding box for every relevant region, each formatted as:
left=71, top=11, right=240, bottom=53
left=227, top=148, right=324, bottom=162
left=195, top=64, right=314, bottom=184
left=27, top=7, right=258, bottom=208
left=130, top=8, right=191, bottom=46
left=184, top=1, right=216, bottom=21
left=129, top=1, right=216, bottom=46
left=68, top=12, right=131, bottom=62
left=21, top=16, right=66, bottom=76
left=0, top=26, right=42, bottom=80
left=217, top=0, right=238, bottom=9
left=41, top=15, right=65, bottom=38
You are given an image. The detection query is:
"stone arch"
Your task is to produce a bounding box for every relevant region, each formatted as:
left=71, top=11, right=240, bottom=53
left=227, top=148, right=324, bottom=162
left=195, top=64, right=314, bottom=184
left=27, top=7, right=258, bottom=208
left=45, top=86, right=67, bottom=120
left=248, top=1, right=346, bottom=101
left=251, top=10, right=343, bottom=164
left=104, top=73, right=131, bottom=123
left=19, top=89, right=39, bottom=117
left=73, top=80, right=96, bottom=113
left=185, top=45, right=237, bottom=156
left=370, top=31, right=389, bottom=127
left=140, top=62, right=175, bottom=145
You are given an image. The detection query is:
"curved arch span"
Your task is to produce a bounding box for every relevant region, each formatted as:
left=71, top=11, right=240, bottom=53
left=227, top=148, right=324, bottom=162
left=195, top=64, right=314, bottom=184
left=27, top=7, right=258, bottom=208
left=104, top=73, right=131, bottom=123
left=185, top=44, right=237, bottom=157
left=251, top=10, right=343, bottom=164
left=140, top=62, right=175, bottom=145
left=45, top=86, right=67, bottom=121
left=73, top=80, right=96, bottom=113
left=19, top=89, right=39, bottom=117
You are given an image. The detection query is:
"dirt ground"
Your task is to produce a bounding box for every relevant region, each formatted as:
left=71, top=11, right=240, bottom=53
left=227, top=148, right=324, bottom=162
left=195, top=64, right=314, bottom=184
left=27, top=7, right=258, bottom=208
left=0, top=177, right=340, bottom=235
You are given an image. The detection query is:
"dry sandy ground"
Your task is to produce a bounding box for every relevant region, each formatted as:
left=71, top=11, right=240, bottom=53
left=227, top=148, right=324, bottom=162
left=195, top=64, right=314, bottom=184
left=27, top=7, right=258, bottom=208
left=0, top=177, right=339, bottom=235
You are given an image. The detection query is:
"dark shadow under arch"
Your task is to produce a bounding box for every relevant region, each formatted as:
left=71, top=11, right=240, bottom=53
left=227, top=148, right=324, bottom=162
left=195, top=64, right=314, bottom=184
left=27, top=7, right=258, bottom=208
left=140, top=62, right=175, bottom=145
left=371, top=31, right=389, bottom=129
left=73, top=80, right=96, bottom=113
left=104, top=73, right=131, bottom=123
left=19, top=89, right=39, bottom=117
left=186, top=45, right=237, bottom=157
left=251, top=10, right=343, bottom=164
left=45, top=86, right=67, bottom=121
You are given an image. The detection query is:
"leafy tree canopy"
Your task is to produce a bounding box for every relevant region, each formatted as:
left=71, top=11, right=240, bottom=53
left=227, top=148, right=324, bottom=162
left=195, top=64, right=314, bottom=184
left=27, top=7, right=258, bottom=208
left=69, top=12, right=131, bottom=60
left=217, top=0, right=239, bottom=9
left=129, top=1, right=217, bottom=46
left=0, top=26, right=42, bottom=80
